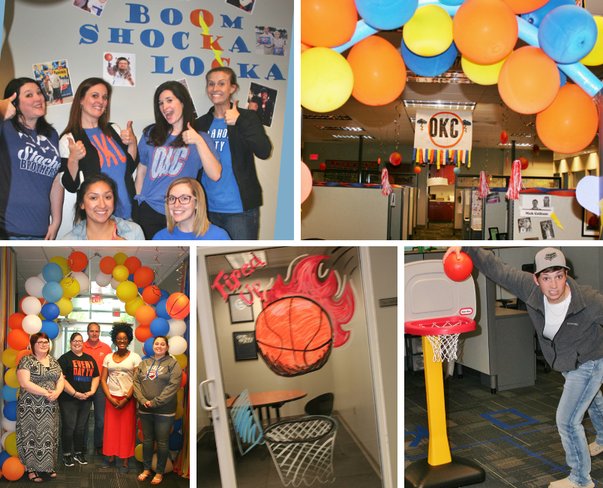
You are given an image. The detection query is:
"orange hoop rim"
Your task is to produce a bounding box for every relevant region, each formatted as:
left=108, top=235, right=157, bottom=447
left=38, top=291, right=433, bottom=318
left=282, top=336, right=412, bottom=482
left=405, top=315, right=476, bottom=336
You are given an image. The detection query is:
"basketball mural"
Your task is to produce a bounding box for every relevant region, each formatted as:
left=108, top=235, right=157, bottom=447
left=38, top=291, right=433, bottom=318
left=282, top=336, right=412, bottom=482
left=256, top=255, right=355, bottom=377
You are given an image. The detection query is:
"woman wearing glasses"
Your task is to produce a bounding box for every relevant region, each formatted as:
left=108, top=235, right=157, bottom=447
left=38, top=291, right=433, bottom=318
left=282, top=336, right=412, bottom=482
left=58, top=333, right=100, bottom=468
left=16, top=332, right=64, bottom=482
left=134, top=81, right=221, bottom=239
left=152, top=177, right=230, bottom=240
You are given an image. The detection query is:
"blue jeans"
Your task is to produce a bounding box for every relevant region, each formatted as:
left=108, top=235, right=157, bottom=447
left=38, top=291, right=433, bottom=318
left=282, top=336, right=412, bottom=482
left=60, top=398, right=92, bottom=454
left=83, top=388, right=106, bottom=452
left=558, top=358, right=603, bottom=485
left=140, top=413, right=174, bottom=474
left=209, top=208, right=259, bottom=240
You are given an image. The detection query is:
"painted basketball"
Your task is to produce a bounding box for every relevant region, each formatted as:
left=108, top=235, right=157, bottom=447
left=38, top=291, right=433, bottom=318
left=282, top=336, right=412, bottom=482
left=255, top=296, right=333, bottom=376
left=166, top=292, right=190, bottom=319
left=142, top=285, right=162, bottom=305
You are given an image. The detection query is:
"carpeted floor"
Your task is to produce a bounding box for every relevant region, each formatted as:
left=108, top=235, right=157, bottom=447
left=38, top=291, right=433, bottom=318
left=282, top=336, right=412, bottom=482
left=412, top=223, right=463, bottom=240
left=405, top=363, right=603, bottom=487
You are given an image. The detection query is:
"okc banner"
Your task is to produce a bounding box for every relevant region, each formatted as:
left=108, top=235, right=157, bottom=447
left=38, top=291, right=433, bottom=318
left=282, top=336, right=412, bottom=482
left=413, top=108, right=473, bottom=169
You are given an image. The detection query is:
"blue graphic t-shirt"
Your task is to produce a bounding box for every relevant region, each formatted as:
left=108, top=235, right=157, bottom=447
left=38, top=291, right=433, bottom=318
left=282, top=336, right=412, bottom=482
left=0, top=120, right=61, bottom=237
left=152, top=223, right=231, bottom=241
left=85, top=127, right=131, bottom=219
left=202, top=118, right=243, bottom=213
left=136, top=131, right=215, bottom=214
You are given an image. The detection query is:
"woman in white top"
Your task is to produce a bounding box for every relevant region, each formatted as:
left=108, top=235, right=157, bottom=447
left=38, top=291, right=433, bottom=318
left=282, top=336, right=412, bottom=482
left=100, top=323, right=141, bottom=471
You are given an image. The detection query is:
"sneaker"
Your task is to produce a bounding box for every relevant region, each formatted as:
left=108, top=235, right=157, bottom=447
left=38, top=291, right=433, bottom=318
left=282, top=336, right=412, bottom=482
left=589, top=441, right=603, bottom=456
left=63, top=454, right=74, bottom=467
left=74, top=452, right=88, bottom=465
left=549, top=477, right=594, bottom=488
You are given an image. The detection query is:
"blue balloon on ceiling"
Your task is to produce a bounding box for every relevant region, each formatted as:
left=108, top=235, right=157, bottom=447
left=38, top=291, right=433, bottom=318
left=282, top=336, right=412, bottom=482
left=400, top=40, right=458, bottom=77
left=521, top=0, right=574, bottom=27
left=355, top=0, right=418, bottom=30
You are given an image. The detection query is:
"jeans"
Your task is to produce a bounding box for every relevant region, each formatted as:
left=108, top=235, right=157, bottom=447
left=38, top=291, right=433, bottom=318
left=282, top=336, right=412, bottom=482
left=60, top=399, right=92, bottom=454
left=133, top=201, right=166, bottom=240
left=84, top=388, right=106, bottom=452
left=208, top=207, right=259, bottom=240
left=139, top=413, right=174, bottom=474
left=558, top=358, right=603, bottom=485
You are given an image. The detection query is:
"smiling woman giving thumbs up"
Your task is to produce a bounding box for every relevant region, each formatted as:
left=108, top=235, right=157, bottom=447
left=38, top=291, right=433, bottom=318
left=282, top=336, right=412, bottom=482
left=195, top=66, right=272, bottom=240
left=58, top=77, right=138, bottom=222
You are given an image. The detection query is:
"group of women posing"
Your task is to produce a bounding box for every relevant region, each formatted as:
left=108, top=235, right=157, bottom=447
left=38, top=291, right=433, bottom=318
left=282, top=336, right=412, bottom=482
left=0, top=66, right=272, bottom=240
left=16, top=324, right=182, bottom=484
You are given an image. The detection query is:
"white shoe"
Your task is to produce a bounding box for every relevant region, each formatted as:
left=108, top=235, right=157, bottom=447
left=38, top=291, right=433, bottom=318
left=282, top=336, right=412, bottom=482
left=589, top=441, right=603, bottom=456
left=548, top=477, right=594, bottom=488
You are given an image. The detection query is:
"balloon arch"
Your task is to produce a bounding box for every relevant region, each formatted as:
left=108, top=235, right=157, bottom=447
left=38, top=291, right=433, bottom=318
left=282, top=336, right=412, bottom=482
left=1, top=250, right=189, bottom=480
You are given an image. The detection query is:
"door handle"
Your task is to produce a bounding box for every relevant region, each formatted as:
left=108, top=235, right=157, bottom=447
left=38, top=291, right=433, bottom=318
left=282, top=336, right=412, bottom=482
left=199, top=379, right=218, bottom=412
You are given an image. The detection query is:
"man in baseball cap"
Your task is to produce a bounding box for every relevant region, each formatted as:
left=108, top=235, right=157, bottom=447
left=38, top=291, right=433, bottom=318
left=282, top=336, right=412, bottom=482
left=443, top=246, right=603, bottom=488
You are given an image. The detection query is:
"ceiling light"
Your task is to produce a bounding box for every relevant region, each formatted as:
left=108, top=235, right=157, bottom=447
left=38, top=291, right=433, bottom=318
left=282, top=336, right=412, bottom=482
left=403, top=100, right=477, bottom=111
left=225, top=251, right=268, bottom=270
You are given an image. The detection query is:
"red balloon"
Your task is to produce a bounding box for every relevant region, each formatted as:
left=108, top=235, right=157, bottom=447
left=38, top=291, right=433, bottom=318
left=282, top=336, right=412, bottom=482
left=68, top=251, right=88, bottom=272
left=500, top=130, right=508, bottom=144
left=134, top=266, right=155, bottom=288
left=124, top=256, right=142, bottom=275
left=135, top=325, right=152, bottom=343
left=99, top=256, right=116, bottom=275
left=443, top=251, right=474, bottom=282
left=8, top=312, right=25, bottom=330
left=519, top=156, right=529, bottom=170
left=413, top=166, right=422, bottom=174
left=319, top=162, right=327, bottom=171
left=389, top=152, right=402, bottom=166
left=8, top=329, right=30, bottom=351
left=180, top=370, right=188, bottom=388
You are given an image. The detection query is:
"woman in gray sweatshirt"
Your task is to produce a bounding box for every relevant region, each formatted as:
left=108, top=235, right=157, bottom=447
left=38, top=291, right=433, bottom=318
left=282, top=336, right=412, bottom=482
left=133, top=335, right=182, bottom=485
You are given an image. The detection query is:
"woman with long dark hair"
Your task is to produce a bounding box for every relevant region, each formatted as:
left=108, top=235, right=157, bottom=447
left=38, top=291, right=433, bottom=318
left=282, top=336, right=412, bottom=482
left=134, top=80, right=221, bottom=239
left=0, top=77, right=63, bottom=239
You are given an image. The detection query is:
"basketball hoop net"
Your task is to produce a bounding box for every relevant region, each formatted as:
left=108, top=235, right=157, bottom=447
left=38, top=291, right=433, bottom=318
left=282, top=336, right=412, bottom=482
left=405, top=315, right=476, bottom=363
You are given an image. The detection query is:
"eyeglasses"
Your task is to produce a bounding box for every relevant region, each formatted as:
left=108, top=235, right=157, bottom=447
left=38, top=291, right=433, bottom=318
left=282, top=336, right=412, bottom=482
left=36, top=341, right=50, bottom=345
left=166, top=195, right=195, bottom=205
left=71, top=340, right=83, bottom=343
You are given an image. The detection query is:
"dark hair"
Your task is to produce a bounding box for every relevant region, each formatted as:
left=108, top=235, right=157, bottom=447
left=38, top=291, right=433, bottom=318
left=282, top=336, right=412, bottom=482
left=61, top=77, right=113, bottom=139
left=73, top=173, right=119, bottom=224
left=30, top=332, right=50, bottom=352
left=110, top=323, right=133, bottom=345
left=70, top=332, right=83, bottom=342
left=116, top=57, right=130, bottom=66
left=87, top=322, right=100, bottom=332
left=205, top=66, right=238, bottom=87
left=153, top=335, right=170, bottom=353
left=4, top=77, right=54, bottom=137
left=145, top=81, right=195, bottom=148
left=535, top=266, right=568, bottom=279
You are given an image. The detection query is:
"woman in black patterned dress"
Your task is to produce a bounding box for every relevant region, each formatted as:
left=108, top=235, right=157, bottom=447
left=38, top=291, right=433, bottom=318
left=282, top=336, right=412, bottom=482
left=16, top=332, right=64, bottom=482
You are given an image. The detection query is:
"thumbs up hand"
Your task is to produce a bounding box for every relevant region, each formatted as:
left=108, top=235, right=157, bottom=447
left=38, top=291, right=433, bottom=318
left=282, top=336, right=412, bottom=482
left=68, top=136, right=86, bottom=162
left=182, top=122, right=202, bottom=146
left=120, top=120, right=136, bottom=146
left=224, top=100, right=240, bottom=126
left=0, top=93, right=17, bottom=121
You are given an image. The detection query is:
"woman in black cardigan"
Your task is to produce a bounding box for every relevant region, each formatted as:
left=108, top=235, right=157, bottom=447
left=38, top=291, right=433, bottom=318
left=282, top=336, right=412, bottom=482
left=58, top=77, right=138, bottom=220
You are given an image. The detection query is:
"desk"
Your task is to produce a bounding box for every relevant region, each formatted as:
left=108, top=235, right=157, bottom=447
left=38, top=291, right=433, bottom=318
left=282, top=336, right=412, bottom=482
left=227, top=390, right=307, bottom=424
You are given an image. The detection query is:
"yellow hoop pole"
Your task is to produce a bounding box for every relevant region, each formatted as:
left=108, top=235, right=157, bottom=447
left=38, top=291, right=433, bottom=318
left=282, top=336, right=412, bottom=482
left=422, top=335, right=452, bottom=466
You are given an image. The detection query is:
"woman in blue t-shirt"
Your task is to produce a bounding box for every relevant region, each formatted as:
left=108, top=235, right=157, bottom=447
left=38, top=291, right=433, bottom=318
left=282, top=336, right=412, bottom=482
left=0, top=78, right=64, bottom=239
left=58, top=77, right=137, bottom=221
left=153, top=177, right=230, bottom=240
left=135, top=81, right=221, bottom=239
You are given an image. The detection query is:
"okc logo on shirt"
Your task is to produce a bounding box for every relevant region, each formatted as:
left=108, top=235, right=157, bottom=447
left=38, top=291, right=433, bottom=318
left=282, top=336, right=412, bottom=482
left=90, top=133, right=126, bottom=168
left=150, top=146, right=190, bottom=179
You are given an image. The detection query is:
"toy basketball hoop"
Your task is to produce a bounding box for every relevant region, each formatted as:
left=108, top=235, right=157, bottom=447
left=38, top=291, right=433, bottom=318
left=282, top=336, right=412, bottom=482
left=405, top=315, right=476, bottom=362
left=404, top=259, right=485, bottom=487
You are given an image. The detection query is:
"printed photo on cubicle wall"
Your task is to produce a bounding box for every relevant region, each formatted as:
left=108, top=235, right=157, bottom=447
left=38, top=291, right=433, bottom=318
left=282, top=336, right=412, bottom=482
left=198, top=246, right=396, bottom=487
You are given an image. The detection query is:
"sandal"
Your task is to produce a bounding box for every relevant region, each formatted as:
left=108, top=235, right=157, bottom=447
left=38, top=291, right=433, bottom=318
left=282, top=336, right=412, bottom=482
left=138, top=470, right=152, bottom=481
left=151, top=474, right=163, bottom=485
left=48, top=471, right=57, bottom=479
left=27, top=471, right=43, bottom=483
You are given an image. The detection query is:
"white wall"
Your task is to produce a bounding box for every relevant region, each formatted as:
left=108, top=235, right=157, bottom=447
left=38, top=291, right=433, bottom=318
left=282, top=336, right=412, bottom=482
left=1, top=0, right=292, bottom=239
